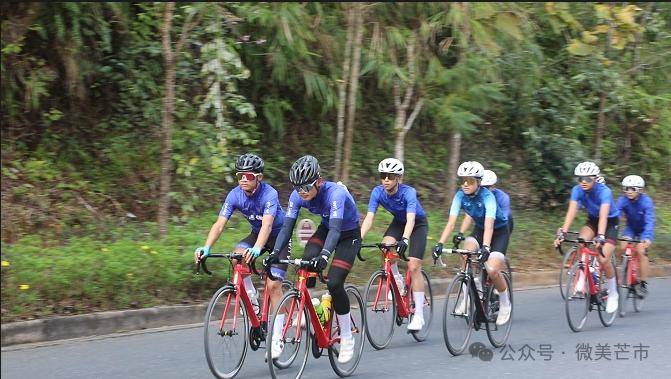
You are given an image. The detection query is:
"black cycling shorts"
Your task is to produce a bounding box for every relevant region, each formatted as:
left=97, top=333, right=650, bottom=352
left=585, top=216, right=619, bottom=245
left=471, top=224, right=510, bottom=254
left=383, top=217, right=429, bottom=260
left=237, top=231, right=290, bottom=272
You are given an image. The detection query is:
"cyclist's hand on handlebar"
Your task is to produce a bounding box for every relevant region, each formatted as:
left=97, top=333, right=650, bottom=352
left=397, top=237, right=409, bottom=257
left=554, top=228, right=566, bottom=247
left=452, top=232, right=464, bottom=246
left=244, top=246, right=261, bottom=264
left=641, top=239, right=651, bottom=249
left=310, top=252, right=330, bottom=272
left=432, top=242, right=444, bottom=260
left=263, top=250, right=280, bottom=267
left=478, top=245, right=491, bottom=264
left=594, top=234, right=606, bottom=247
left=195, top=246, right=210, bottom=263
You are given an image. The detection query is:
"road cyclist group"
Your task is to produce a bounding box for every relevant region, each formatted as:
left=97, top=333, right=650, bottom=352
left=193, top=152, right=656, bottom=378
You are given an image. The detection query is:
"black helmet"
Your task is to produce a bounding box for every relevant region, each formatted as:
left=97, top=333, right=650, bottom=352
left=289, top=155, right=321, bottom=185
left=235, top=153, right=264, bottom=173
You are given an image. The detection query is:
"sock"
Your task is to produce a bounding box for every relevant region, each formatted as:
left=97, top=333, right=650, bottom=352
left=413, top=292, right=425, bottom=320
left=608, top=277, right=618, bottom=294
left=273, top=314, right=285, bottom=340
left=576, top=271, right=585, bottom=292
left=499, top=290, right=510, bottom=306
left=337, top=313, right=352, bottom=339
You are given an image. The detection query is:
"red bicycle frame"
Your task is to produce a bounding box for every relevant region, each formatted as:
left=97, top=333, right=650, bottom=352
left=282, top=267, right=338, bottom=349
left=221, top=261, right=272, bottom=331
left=371, top=247, right=414, bottom=319
left=572, top=243, right=605, bottom=297
left=623, top=242, right=639, bottom=286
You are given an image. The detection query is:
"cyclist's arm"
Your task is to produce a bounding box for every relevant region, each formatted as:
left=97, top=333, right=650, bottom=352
left=402, top=212, right=416, bottom=240
left=323, top=218, right=343, bottom=256
left=360, top=212, right=375, bottom=241
left=273, top=217, right=296, bottom=253
left=560, top=200, right=579, bottom=232
left=483, top=217, right=494, bottom=247
left=204, top=216, right=228, bottom=247
left=642, top=198, right=655, bottom=244
left=597, top=203, right=610, bottom=236
left=459, top=215, right=473, bottom=234
left=439, top=192, right=463, bottom=244
left=253, top=214, right=274, bottom=250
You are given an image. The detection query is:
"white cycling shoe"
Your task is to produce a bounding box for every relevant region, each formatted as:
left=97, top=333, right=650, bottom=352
left=337, top=337, right=355, bottom=363
left=407, top=316, right=425, bottom=331
left=606, top=290, right=619, bottom=313
left=496, top=301, right=512, bottom=325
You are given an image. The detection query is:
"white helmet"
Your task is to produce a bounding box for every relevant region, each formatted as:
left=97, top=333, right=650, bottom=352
left=621, top=175, right=645, bottom=188
left=481, top=170, right=498, bottom=186
left=378, top=158, right=404, bottom=175
left=457, top=161, right=485, bottom=178
left=574, top=161, right=600, bottom=176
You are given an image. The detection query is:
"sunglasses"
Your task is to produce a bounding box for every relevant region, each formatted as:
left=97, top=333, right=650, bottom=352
left=236, top=172, right=260, bottom=181
left=458, top=177, right=479, bottom=186
left=294, top=178, right=318, bottom=194
left=379, top=173, right=401, bottom=180
left=623, top=186, right=641, bottom=193
left=576, top=176, right=595, bottom=184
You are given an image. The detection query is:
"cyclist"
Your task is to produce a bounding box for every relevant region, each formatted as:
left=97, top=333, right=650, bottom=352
left=616, top=174, right=655, bottom=295
left=193, top=153, right=290, bottom=358
left=360, top=158, right=429, bottom=331
left=459, top=169, right=514, bottom=235
left=432, top=161, right=512, bottom=326
left=553, top=161, right=620, bottom=313
left=265, top=155, right=361, bottom=364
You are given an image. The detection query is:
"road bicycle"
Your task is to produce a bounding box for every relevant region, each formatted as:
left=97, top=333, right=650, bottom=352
left=558, top=237, right=619, bottom=332
left=436, top=245, right=513, bottom=355
left=617, top=237, right=645, bottom=317
left=266, top=258, right=366, bottom=378
left=360, top=242, right=433, bottom=350
left=196, top=250, right=293, bottom=378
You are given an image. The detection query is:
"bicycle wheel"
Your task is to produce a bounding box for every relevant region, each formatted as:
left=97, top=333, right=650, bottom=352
left=267, top=290, right=310, bottom=379
left=598, top=258, right=618, bottom=327
left=618, top=256, right=629, bottom=317
left=559, top=247, right=578, bottom=300
left=204, top=286, right=248, bottom=379
left=363, top=270, right=396, bottom=350
left=485, top=271, right=513, bottom=348
left=442, top=274, right=475, bottom=356
left=328, top=285, right=366, bottom=378
left=633, top=284, right=645, bottom=312
left=564, top=261, right=589, bottom=332
left=410, top=269, right=433, bottom=342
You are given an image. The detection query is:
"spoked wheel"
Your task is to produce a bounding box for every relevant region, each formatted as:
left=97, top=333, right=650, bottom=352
left=328, top=285, right=366, bottom=378
left=485, top=272, right=513, bottom=348
left=267, top=291, right=310, bottom=379
left=564, top=261, right=589, bottom=332
left=363, top=270, right=396, bottom=350
left=618, top=256, right=630, bottom=317
left=559, top=247, right=578, bottom=300
left=598, top=258, right=618, bottom=327
left=409, top=269, right=433, bottom=342
left=204, top=286, right=248, bottom=379
left=442, top=274, right=475, bottom=356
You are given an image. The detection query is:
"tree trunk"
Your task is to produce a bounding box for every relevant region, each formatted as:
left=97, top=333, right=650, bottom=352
left=594, top=91, right=606, bottom=162
left=158, top=3, right=176, bottom=238
left=341, top=4, right=364, bottom=184
left=444, top=2, right=470, bottom=205
left=334, top=5, right=354, bottom=179
left=394, top=98, right=423, bottom=161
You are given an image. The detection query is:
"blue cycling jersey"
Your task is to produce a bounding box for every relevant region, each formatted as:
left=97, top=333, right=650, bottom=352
left=286, top=181, right=360, bottom=231
left=367, top=184, right=426, bottom=222
left=449, top=187, right=508, bottom=229
left=491, top=188, right=512, bottom=219
left=616, top=193, right=655, bottom=241
left=569, top=183, right=620, bottom=219
left=219, top=182, right=285, bottom=235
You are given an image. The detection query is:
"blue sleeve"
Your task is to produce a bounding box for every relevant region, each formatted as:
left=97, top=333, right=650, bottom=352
left=328, top=187, right=347, bottom=221
left=569, top=185, right=582, bottom=203
left=367, top=187, right=380, bottom=214
left=218, top=191, right=236, bottom=219
left=262, top=188, right=280, bottom=216
left=286, top=191, right=302, bottom=219
left=616, top=195, right=627, bottom=212
left=484, top=191, right=497, bottom=218
left=405, top=188, right=418, bottom=214
left=497, top=190, right=510, bottom=217
left=448, top=191, right=463, bottom=217
left=642, top=197, right=656, bottom=241
left=598, top=186, right=614, bottom=205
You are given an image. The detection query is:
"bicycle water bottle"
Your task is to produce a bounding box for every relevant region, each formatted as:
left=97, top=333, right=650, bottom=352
left=312, top=298, right=327, bottom=325
left=589, top=266, right=599, bottom=285
left=320, top=293, right=332, bottom=324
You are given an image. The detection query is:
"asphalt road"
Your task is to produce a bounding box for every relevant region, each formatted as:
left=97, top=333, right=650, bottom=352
left=3, top=278, right=670, bottom=379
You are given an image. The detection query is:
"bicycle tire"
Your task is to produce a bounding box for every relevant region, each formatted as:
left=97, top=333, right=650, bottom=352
left=204, top=286, right=248, bottom=379
left=559, top=247, right=578, bottom=300
left=485, top=271, right=513, bottom=348
left=267, top=290, right=310, bottom=379
left=328, top=285, right=366, bottom=378
left=564, top=261, right=589, bottom=332
left=363, top=270, right=396, bottom=350
left=410, top=269, right=433, bottom=342
left=442, top=274, right=475, bottom=356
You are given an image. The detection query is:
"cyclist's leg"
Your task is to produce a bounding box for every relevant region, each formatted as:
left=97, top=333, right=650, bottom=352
left=382, top=219, right=404, bottom=284
left=636, top=242, right=650, bottom=283
left=596, top=218, right=618, bottom=280
left=464, top=227, right=484, bottom=270
left=483, top=226, right=510, bottom=294
left=264, top=235, right=290, bottom=310
left=407, top=218, right=428, bottom=293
